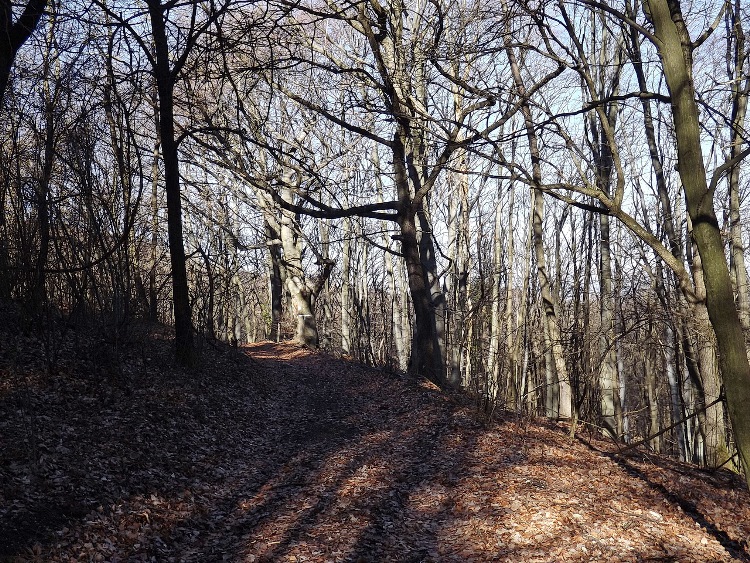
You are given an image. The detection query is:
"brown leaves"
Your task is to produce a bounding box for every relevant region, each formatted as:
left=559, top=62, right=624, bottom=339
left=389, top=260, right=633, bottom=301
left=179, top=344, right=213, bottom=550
left=2, top=338, right=750, bottom=562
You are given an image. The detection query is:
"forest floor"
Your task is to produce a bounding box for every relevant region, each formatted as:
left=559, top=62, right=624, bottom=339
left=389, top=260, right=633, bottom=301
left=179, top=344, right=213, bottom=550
left=2, top=316, right=750, bottom=562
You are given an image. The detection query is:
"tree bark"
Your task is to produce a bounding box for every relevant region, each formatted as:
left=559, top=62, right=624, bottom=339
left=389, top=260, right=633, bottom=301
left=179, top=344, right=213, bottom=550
left=646, top=0, right=750, bottom=484
left=147, top=0, right=195, bottom=366
left=0, top=0, right=47, bottom=104
left=488, top=199, right=505, bottom=403
left=341, top=216, right=352, bottom=354
left=726, top=0, right=750, bottom=336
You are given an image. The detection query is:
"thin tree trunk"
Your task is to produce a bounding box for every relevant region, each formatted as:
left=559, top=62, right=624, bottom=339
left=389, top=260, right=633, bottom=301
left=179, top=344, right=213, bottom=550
left=448, top=166, right=470, bottom=388
left=599, top=209, right=621, bottom=437
left=148, top=0, right=195, bottom=366
left=489, top=199, right=505, bottom=402
left=395, top=251, right=411, bottom=371
left=265, top=220, right=283, bottom=342
left=341, top=216, right=352, bottom=354
left=513, top=202, right=533, bottom=412
left=33, top=21, right=55, bottom=312
left=727, top=0, right=750, bottom=335
left=645, top=320, right=661, bottom=453
left=506, top=35, right=571, bottom=418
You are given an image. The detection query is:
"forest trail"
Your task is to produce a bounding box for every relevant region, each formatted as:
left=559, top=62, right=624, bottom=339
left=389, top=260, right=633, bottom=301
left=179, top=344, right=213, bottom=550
left=2, top=336, right=750, bottom=562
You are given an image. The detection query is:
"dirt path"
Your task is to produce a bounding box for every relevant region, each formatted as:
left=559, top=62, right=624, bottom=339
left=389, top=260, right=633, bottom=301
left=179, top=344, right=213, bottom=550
left=2, top=340, right=750, bottom=562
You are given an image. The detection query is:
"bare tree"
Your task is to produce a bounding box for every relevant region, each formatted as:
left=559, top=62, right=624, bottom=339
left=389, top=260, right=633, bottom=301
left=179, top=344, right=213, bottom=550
left=0, top=0, right=47, bottom=104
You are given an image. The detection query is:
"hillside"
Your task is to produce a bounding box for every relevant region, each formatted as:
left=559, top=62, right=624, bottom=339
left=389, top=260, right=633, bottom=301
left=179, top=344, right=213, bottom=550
left=2, top=327, right=750, bottom=562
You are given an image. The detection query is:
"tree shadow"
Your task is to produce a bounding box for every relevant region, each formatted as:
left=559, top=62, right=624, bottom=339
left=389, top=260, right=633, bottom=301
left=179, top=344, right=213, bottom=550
left=4, top=338, right=749, bottom=562
left=576, top=438, right=750, bottom=562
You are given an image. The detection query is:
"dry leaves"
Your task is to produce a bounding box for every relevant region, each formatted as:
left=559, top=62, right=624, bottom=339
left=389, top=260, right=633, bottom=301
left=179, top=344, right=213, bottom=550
left=2, top=332, right=750, bottom=562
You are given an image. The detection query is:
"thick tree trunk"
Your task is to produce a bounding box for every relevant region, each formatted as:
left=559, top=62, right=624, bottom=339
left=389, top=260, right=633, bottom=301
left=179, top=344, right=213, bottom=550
left=276, top=174, right=332, bottom=348
left=373, top=147, right=408, bottom=370
left=686, top=235, right=728, bottom=467
left=533, top=192, right=571, bottom=419
left=647, top=0, right=750, bottom=484
left=418, top=206, right=448, bottom=384
left=278, top=183, right=317, bottom=347
left=390, top=133, right=443, bottom=384
left=400, top=208, right=442, bottom=383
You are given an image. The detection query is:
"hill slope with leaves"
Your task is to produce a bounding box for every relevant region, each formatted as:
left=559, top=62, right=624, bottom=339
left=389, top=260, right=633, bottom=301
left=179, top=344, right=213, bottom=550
left=1, top=324, right=750, bottom=562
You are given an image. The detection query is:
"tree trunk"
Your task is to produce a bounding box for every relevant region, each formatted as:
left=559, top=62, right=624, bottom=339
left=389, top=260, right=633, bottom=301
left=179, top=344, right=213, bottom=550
left=391, top=132, right=443, bottom=384
left=418, top=205, right=448, bottom=384
left=341, top=216, right=352, bottom=354
left=399, top=207, right=441, bottom=382
left=645, top=320, right=661, bottom=453
left=447, top=164, right=470, bottom=388
left=488, top=199, right=505, bottom=403
left=647, top=0, right=750, bottom=484
left=688, top=243, right=727, bottom=467
left=278, top=180, right=318, bottom=347
left=394, top=250, right=410, bottom=372
left=727, top=1, right=750, bottom=336
left=506, top=34, right=571, bottom=418
left=33, top=33, right=55, bottom=312
left=598, top=203, right=621, bottom=437
left=148, top=0, right=195, bottom=366
left=265, top=220, right=283, bottom=342
left=0, top=0, right=47, bottom=104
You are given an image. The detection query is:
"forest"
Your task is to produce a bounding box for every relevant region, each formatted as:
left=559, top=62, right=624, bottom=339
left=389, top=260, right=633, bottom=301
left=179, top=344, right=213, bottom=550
left=2, top=0, right=750, bottom=558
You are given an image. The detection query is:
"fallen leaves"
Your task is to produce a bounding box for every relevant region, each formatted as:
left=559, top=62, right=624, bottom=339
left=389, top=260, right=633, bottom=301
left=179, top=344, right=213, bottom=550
left=1, top=335, right=750, bottom=562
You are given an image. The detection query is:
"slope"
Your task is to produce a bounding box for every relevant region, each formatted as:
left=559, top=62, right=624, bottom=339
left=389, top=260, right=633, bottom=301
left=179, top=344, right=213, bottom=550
left=1, top=328, right=749, bottom=562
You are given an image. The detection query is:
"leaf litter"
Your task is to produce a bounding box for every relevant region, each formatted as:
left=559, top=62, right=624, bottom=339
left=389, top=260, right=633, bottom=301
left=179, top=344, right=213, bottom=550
left=1, top=327, right=749, bottom=562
